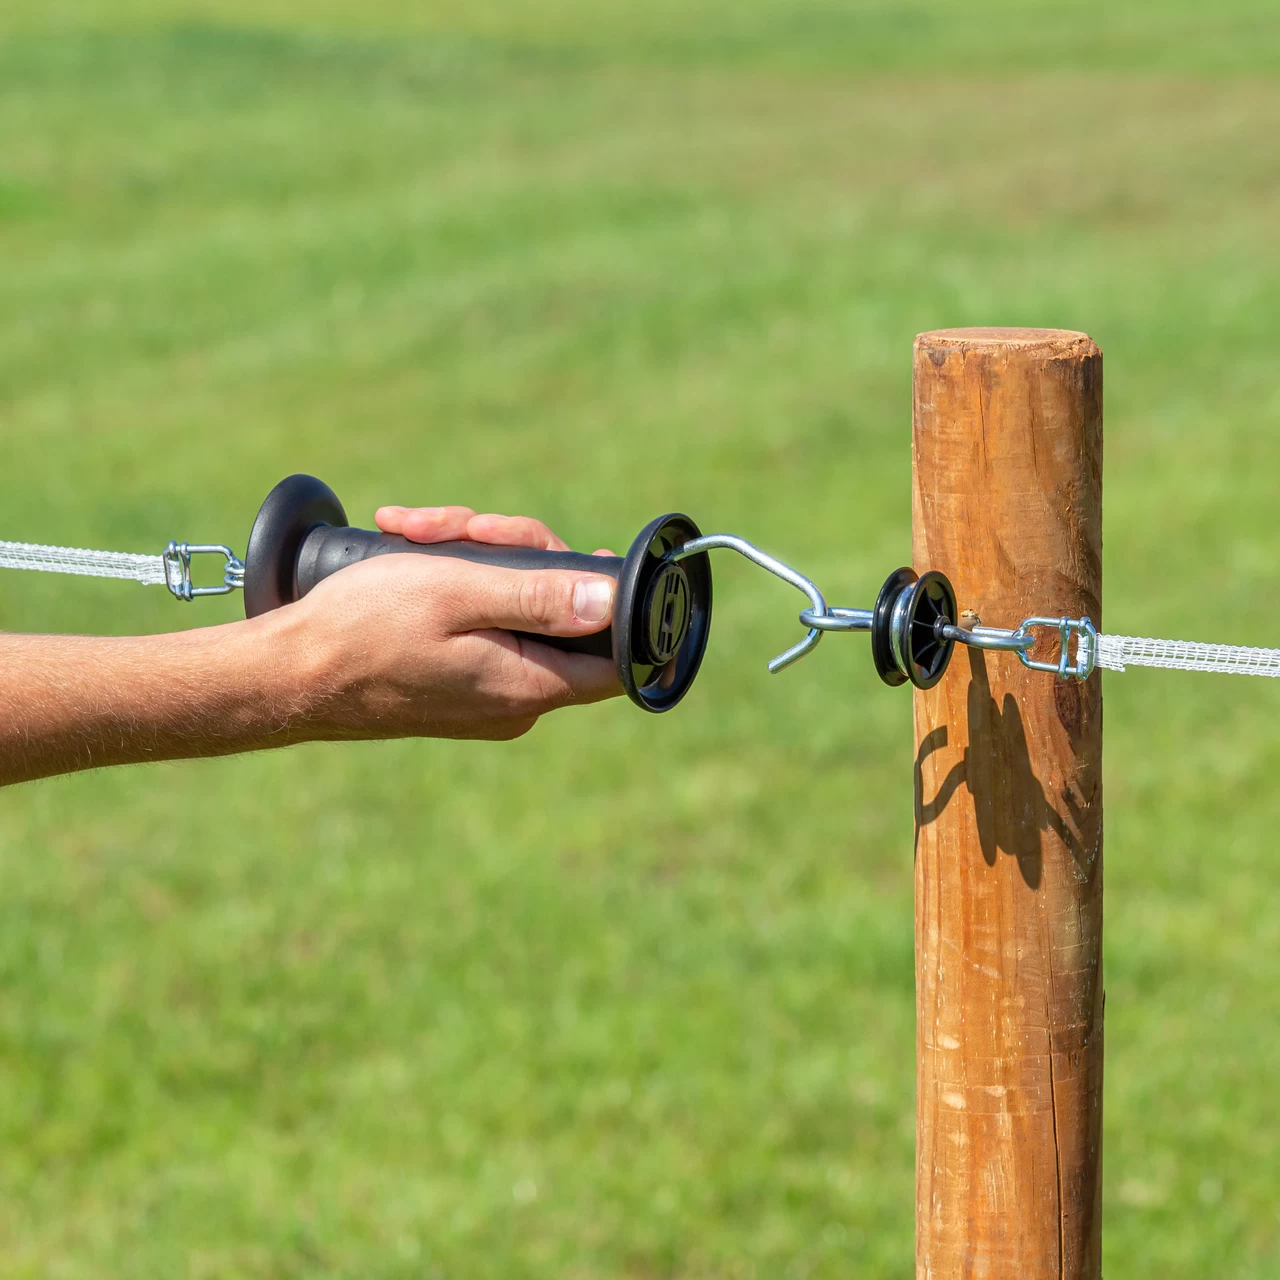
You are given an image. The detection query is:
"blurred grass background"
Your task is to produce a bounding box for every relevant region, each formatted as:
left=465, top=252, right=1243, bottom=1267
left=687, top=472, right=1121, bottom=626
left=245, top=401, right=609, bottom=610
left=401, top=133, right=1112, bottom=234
left=1, top=1, right=1279, bottom=1276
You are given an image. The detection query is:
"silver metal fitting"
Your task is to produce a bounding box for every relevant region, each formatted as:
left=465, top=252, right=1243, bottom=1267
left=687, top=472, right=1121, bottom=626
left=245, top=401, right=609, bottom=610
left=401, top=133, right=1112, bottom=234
left=163, top=542, right=246, bottom=601
left=940, top=616, right=1097, bottom=680
left=1016, top=616, right=1098, bottom=681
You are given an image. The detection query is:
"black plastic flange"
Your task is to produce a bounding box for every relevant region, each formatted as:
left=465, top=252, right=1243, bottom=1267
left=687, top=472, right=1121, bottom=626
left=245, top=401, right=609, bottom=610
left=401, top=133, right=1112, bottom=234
left=243, top=474, right=347, bottom=618
left=615, top=514, right=711, bottom=714
left=871, top=567, right=915, bottom=688
left=870, top=566, right=958, bottom=690
left=242, top=475, right=711, bottom=714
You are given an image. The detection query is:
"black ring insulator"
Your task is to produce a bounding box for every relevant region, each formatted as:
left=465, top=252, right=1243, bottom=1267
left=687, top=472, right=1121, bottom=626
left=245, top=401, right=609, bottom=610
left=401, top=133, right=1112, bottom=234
left=871, top=567, right=916, bottom=687
left=870, top=566, right=958, bottom=690
left=901, top=570, right=957, bottom=690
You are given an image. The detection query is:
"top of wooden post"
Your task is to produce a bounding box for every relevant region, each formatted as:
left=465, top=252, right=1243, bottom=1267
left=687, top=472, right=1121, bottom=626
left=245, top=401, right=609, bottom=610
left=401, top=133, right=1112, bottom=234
left=916, top=327, right=1100, bottom=359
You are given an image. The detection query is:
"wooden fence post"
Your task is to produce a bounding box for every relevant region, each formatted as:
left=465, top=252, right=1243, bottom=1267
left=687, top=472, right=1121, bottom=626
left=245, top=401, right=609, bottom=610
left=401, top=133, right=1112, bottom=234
left=912, top=328, right=1104, bottom=1278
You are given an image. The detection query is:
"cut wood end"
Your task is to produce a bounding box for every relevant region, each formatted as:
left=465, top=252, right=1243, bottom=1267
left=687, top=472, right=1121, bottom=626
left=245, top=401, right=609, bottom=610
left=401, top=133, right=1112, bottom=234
left=915, top=327, right=1100, bottom=360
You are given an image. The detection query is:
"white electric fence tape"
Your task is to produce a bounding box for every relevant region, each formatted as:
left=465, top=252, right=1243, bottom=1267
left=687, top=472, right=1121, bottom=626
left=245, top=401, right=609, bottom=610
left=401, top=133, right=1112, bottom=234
left=1095, top=634, right=1280, bottom=678
left=0, top=539, right=168, bottom=586
left=4, top=534, right=1280, bottom=680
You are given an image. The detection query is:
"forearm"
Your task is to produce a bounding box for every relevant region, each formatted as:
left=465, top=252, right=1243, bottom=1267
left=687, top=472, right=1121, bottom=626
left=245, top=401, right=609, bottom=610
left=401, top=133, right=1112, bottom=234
left=0, top=612, right=312, bottom=787
left=0, top=549, right=619, bottom=787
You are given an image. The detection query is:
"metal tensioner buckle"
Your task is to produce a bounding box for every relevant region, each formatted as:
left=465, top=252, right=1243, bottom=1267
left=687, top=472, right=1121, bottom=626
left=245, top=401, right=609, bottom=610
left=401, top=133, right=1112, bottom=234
left=937, top=616, right=1098, bottom=681
left=163, top=542, right=246, bottom=601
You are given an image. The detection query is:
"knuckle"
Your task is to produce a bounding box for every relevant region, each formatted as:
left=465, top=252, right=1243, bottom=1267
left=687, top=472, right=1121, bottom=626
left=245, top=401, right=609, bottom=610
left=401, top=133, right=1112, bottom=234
left=530, top=521, right=559, bottom=550
left=523, top=658, right=575, bottom=712
left=517, top=574, right=568, bottom=629
left=493, top=639, right=574, bottom=714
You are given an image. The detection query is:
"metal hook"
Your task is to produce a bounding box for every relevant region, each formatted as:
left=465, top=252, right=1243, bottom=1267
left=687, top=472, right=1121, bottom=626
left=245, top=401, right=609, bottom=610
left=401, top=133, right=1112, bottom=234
left=667, top=534, right=829, bottom=672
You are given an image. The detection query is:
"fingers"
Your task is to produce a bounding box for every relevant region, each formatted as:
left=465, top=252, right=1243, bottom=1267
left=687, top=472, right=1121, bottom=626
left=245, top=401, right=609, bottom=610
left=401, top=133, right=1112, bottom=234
left=376, top=505, right=477, bottom=543
left=460, top=636, right=621, bottom=711
left=376, top=506, right=572, bottom=551
left=464, top=513, right=571, bottom=551
left=440, top=561, right=615, bottom=638
left=517, top=645, right=621, bottom=707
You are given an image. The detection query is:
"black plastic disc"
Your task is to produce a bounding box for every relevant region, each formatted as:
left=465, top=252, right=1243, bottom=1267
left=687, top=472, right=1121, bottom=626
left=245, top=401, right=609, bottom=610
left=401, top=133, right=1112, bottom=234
left=900, top=570, right=957, bottom=690
left=870, top=566, right=958, bottom=690
left=871, top=567, right=916, bottom=688
left=615, top=514, right=711, bottom=714
left=244, top=474, right=347, bottom=618
left=639, top=560, right=692, bottom=664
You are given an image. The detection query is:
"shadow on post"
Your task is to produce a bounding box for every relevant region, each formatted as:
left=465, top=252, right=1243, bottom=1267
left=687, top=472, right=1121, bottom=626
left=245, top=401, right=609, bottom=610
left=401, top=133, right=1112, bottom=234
left=914, top=647, right=1089, bottom=888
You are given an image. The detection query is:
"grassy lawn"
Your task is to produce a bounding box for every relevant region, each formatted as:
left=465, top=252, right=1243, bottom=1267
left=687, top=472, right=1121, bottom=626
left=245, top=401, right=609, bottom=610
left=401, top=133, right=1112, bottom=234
left=1, top=2, right=1278, bottom=1275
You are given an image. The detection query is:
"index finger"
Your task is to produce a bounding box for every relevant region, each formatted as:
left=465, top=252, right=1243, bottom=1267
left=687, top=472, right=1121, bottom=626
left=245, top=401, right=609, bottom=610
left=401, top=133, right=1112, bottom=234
left=376, top=507, right=573, bottom=552
left=376, top=505, right=478, bottom=543
left=464, top=513, right=571, bottom=552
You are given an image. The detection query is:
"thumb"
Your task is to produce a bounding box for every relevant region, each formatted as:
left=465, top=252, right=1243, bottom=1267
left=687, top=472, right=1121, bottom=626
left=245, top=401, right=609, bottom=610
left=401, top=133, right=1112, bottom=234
left=441, top=562, right=616, bottom=638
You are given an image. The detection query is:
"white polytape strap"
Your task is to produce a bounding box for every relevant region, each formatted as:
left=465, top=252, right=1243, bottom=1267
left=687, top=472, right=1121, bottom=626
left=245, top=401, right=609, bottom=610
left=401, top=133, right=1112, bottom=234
left=0, top=539, right=168, bottom=586
left=5, top=532, right=1280, bottom=680
left=1096, top=634, right=1280, bottom=678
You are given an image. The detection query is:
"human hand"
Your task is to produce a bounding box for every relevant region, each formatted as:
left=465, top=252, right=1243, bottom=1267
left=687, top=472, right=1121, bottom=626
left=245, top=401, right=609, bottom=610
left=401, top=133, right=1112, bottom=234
left=283, top=507, right=621, bottom=743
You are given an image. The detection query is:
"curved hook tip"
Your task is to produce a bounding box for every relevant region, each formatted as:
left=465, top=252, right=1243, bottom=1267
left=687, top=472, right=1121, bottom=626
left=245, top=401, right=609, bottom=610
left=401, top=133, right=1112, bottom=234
left=767, top=628, right=823, bottom=673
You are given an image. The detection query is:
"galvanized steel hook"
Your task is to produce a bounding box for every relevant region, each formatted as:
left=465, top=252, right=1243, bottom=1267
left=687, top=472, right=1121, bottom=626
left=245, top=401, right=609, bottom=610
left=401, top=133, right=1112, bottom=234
left=667, top=534, right=828, bottom=672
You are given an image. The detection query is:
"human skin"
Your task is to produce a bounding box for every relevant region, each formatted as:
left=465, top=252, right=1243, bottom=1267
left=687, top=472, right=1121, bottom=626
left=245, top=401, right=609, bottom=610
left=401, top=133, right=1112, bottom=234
left=0, top=506, right=620, bottom=788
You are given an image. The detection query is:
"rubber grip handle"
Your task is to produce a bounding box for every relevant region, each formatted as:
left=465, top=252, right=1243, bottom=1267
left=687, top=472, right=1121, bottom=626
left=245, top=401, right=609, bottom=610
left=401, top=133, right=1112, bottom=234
left=295, top=525, right=624, bottom=659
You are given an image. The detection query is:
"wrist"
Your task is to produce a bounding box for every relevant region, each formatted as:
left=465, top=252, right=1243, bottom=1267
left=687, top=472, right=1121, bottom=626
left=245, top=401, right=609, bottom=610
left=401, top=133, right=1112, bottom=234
left=246, top=598, right=335, bottom=742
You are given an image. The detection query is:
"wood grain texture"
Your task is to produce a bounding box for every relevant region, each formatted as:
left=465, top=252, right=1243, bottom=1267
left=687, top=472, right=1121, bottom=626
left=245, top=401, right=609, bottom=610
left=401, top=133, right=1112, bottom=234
left=912, top=328, right=1103, bottom=1280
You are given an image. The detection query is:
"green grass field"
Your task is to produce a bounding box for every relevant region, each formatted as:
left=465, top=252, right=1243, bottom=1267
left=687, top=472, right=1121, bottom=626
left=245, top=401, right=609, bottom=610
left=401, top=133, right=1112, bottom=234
left=1, top=2, right=1279, bottom=1275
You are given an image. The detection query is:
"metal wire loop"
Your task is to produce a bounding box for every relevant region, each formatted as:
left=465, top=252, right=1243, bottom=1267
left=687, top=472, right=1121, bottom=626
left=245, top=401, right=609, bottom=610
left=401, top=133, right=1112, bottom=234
left=798, top=606, right=873, bottom=633
left=667, top=534, right=829, bottom=672
left=163, top=542, right=246, bottom=602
